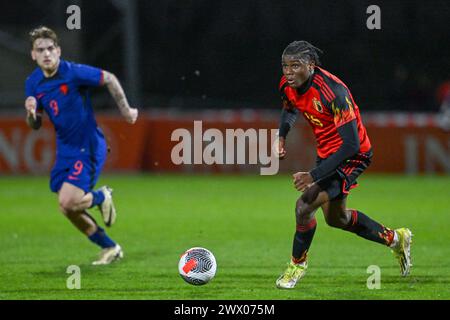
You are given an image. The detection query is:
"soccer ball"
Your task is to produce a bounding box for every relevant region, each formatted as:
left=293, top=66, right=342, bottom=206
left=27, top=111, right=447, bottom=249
left=178, top=247, right=217, bottom=285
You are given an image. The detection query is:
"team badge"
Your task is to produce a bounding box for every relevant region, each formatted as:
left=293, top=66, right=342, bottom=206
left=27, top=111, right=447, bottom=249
left=60, top=84, right=69, bottom=95
left=312, top=97, right=323, bottom=113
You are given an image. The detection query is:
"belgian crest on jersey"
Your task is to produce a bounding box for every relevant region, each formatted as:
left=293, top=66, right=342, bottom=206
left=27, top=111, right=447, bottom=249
left=312, top=97, right=323, bottom=113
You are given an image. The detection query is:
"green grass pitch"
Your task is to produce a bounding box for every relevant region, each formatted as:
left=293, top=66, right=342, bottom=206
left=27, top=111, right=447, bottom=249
left=0, top=174, right=449, bottom=300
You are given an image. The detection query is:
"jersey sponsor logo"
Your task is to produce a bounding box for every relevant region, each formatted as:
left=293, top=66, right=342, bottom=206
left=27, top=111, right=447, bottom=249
left=36, top=93, right=45, bottom=100
left=303, top=112, right=324, bottom=127
left=312, top=97, right=323, bottom=113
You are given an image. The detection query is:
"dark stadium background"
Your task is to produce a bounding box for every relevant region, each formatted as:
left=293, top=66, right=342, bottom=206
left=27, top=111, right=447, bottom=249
left=0, top=0, right=449, bottom=113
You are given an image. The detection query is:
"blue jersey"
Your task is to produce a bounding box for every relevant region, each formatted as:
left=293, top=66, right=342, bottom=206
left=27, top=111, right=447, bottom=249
left=25, top=60, right=105, bottom=159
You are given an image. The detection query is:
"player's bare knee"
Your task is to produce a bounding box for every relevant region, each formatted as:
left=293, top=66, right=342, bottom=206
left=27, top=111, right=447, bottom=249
left=59, top=197, right=78, bottom=215
left=295, top=198, right=304, bottom=219
left=300, top=184, right=321, bottom=205
left=59, top=202, right=73, bottom=215
left=295, top=198, right=313, bottom=224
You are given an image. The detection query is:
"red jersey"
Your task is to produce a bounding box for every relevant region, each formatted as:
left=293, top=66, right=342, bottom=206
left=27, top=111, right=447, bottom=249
left=279, top=67, right=371, bottom=158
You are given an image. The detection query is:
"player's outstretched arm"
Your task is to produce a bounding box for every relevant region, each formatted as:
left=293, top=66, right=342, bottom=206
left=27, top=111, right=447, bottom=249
left=102, top=71, right=138, bottom=124
left=24, top=96, right=42, bottom=130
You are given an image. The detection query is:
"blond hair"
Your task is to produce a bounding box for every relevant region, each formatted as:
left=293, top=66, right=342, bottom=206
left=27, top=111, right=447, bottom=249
left=29, top=26, right=59, bottom=48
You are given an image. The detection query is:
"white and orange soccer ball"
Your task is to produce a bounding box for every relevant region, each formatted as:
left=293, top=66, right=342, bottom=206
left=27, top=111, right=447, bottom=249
left=178, top=247, right=217, bottom=285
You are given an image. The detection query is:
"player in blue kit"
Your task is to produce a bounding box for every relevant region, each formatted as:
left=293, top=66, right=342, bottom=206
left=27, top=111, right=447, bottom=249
left=24, top=26, right=138, bottom=265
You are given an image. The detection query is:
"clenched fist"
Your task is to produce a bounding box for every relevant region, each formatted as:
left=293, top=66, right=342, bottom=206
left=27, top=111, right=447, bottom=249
left=25, top=96, right=37, bottom=120
left=276, top=136, right=287, bottom=159
left=122, top=107, right=138, bottom=124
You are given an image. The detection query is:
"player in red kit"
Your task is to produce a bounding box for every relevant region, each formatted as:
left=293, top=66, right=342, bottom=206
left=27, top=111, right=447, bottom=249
left=275, top=41, right=412, bottom=289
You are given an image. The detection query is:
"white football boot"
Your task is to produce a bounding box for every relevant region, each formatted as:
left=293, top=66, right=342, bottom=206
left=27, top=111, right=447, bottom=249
left=391, top=228, right=413, bottom=276
left=92, top=244, right=124, bottom=265
left=276, top=261, right=308, bottom=289
left=98, top=186, right=116, bottom=227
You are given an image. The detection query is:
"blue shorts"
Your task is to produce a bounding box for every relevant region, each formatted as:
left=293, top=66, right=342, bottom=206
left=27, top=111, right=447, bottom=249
left=50, top=150, right=107, bottom=194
